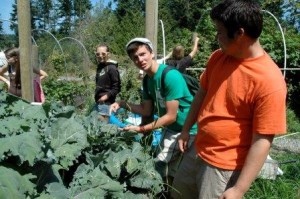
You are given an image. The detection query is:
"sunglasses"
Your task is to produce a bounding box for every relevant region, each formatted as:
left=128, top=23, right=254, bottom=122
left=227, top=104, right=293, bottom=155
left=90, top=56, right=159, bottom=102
left=95, top=52, right=108, bottom=57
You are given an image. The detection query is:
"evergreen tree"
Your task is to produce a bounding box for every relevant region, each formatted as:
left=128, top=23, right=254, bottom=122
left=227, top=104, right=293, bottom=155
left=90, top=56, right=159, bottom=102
left=34, top=0, right=53, bottom=30
left=0, top=14, right=4, bottom=47
left=9, top=0, right=18, bottom=34
left=111, top=0, right=145, bottom=54
left=113, top=0, right=145, bottom=21
left=74, top=0, right=92, bottom=20
left=58, top=0, right=73, bottom=34
left=0, top=15, right=3, bottom=34
left=282, top=0, right=300, bottom=31
left=10, top=0, right=37, bottom=35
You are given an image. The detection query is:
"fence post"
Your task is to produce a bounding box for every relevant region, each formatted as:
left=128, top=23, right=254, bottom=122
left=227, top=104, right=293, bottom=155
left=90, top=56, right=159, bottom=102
left=17, top=0, right=34, bottom=102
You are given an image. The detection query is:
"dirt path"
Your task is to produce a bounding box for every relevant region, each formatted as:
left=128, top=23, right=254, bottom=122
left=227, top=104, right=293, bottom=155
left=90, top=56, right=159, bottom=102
left=272, top=132, right=300, bottom=154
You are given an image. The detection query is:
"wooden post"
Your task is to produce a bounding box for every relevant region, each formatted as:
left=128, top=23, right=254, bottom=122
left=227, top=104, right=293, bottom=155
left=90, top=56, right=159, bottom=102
left=31, top=45, right=39, bottom=69
left=145, top=0, right=158, bottom=57
left=17, top=0, right=34, bottom=102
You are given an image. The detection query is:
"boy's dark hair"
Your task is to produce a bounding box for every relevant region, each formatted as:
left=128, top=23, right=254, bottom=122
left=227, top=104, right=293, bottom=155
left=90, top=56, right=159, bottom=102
left=210, top=0, right=263, bottom=39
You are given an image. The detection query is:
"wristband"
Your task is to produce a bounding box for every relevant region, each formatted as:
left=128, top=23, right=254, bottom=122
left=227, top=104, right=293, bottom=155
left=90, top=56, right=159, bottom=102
left=140, top=125, right=146, bottom=133
left=121, top=101, right=130, bottom=110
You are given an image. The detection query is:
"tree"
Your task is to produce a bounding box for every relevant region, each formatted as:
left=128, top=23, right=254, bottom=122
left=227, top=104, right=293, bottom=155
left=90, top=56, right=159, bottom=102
left=0, top=14, right=3, bottom=34
left=282, top=0, right=300, bottom=31
left=58, top=0, right=73, bottom=34
left=34, top=0, right=54, bottom=30
left=112, top=0, right=145, bottom=55
left=74, top=0, right=92, bottom=20
left=10, top=0, right=37, bottom=35
left=113, top=0, right=145, bottom=21
left=9, top=0, right=18, bottom=34
left=0, top=14, right=5, bottom=47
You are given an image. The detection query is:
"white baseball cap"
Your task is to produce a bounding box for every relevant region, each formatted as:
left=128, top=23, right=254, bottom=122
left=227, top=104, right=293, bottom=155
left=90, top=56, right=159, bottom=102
left=125, top=37, right=153, bottom=51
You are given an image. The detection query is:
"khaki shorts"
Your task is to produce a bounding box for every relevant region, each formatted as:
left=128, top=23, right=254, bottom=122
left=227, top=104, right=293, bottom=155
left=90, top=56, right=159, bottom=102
left=171, top=145, right=241, bottom=199
left=154, top=128, right=194, bottom=178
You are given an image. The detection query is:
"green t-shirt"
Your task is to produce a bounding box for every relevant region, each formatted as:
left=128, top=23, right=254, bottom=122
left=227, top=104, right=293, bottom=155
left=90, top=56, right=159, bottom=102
left=143, top=64, right=197, bottom=134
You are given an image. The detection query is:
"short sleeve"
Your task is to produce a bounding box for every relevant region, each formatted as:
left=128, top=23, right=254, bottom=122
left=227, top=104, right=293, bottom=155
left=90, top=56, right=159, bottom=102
left=253, top=88, right=286, bottom=134
left=199, top=69, right=208, bottom=92
left=164, top=70, right=189, bottom=101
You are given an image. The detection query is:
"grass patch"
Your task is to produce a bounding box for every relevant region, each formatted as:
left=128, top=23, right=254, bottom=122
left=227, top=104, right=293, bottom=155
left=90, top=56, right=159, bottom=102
left=245, top=150, right=300, bottom=199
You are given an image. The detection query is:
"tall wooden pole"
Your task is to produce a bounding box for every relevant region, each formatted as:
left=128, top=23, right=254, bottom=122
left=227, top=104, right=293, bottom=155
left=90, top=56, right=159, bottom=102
left=17, top=0, right=34, bottom=102
left=145, top=0, right=158, bottom=58
left=31, top=45, right=39, bottom=69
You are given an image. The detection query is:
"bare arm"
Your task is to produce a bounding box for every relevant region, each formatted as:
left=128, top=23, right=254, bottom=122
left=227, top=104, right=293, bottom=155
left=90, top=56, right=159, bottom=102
left=0, top=64, right=8, bottom=75
left=188, top=36, right=200, bottom=59
left=119, top=99, right=154, bottom=117
left=0, top=75, right=10, bottom=86
left=220, top=133, right=274, bottom=199
left=157, top=51, right=172, bottom=64
left=178, top=85, right=206, bottom=152
left=0, top=64, right=10, bottom=86
left=33, top=67, right=48, bottom=80
left=110, top=99, right=154, bottom=119
left=137, top=99, right=178, bottom=132
left=111, top=99, right=179, bottom=133
left=161, top=51, right=172, bottom=61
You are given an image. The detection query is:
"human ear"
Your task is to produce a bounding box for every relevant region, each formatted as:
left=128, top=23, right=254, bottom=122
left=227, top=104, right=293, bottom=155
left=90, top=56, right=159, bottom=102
left=237, top=28, right=244, bottom=37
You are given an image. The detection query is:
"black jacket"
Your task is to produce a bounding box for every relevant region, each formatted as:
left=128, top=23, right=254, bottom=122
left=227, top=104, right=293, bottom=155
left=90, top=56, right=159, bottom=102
left=94, top=61, right=121, bottom=104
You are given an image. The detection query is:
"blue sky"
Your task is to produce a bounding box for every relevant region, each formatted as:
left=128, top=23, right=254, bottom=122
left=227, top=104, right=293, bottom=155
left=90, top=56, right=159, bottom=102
left=0, top=0, right=101, bottom=34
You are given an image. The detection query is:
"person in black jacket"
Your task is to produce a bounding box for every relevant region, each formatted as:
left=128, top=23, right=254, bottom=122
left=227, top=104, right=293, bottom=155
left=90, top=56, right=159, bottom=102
left=94, top=44, right=121, bottom=117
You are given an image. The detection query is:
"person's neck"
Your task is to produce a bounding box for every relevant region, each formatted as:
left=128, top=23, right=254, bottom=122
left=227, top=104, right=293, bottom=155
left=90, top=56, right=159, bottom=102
left=232, top=39, right=264, bottom=59
left=145, top=60, right=159, bottom=77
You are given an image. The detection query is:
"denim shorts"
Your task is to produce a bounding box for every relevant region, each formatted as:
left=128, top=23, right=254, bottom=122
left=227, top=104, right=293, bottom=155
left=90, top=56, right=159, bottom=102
left=94, top=103, right=111, bottom=116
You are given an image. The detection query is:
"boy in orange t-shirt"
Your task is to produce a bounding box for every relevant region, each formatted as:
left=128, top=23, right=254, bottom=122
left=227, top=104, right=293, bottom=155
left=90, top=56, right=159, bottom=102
left=171, top=0, right=286, bottom=199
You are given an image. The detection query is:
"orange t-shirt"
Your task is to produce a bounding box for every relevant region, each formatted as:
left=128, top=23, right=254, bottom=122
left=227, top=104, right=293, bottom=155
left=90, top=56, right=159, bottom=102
left=196, top=49, right=287, bottom=170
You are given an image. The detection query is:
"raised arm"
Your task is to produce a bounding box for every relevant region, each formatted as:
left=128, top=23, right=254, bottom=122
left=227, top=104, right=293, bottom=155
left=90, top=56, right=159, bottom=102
left=188, top=36, right=200, bottom=59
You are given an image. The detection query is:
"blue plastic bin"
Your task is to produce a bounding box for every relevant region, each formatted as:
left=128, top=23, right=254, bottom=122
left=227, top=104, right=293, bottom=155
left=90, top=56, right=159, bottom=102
left=109, top=113, right=127, bottom=128
left=152, top=129, right=162, bottom=146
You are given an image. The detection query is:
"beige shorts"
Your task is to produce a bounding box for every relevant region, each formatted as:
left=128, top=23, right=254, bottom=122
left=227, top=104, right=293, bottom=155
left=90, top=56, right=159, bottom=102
left=171, top=145, right=241, bottom=199
left=154, top=128, right=194, bottom=178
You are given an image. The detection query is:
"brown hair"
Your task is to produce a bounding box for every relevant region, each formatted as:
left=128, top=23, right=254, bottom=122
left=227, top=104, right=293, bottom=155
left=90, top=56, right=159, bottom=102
left=96, top=44, right=110, bottom=52
left=171, top=45, right=185, bottom=60
left=4, top=47, right=21, bottom=87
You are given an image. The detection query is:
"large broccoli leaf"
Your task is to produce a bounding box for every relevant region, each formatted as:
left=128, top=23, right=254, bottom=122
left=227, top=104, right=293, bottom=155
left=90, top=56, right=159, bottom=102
left=45, top=117, right=88, bottom=168
left=70, top=164, right=124, bottom=198
left=0, top=166, right=36, bottom=199
left=0, top=131, right=44, bottom=166
left=129, top=159, right=162, bottom=192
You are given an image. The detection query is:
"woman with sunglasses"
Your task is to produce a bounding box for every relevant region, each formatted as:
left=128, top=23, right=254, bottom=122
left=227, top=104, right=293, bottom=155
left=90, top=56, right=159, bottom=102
left=94, top=44, right=121, bottom=119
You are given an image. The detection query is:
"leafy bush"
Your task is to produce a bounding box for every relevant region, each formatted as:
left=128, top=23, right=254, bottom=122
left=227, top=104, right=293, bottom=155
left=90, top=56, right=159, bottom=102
left=0, top=92, right=163, bottom=198
left=287, top=107, right=300, bottom=133
left=118, top=64, right=143, bottom=103
left=42, top=77, right=93, bottom=107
